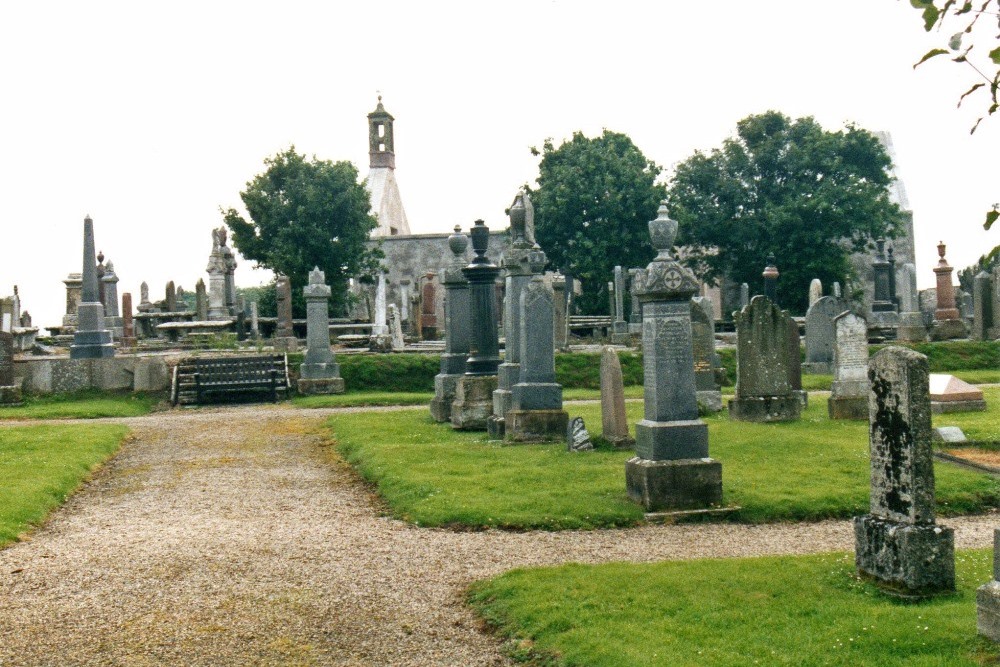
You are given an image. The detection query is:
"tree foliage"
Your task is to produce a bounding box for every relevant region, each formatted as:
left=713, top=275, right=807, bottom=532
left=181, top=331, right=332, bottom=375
left=667, top=111, right=905, bottom=315
left=527, top=130, right=667, bottom=315
left=223, top=147, right=382, bottom=316
left=958, top=243, right=1000, bottom=291
left=910, top=0, right=1000, bottom=228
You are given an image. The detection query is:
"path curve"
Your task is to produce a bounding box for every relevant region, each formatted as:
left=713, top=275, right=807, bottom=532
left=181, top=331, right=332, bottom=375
left=1, top=406, right=996, bottom=666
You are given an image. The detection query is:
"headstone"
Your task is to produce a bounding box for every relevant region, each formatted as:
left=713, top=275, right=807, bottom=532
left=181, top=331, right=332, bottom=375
left=871, top=240, right=897, bottom=314
left=19, top=311, right=31, bottom=328
left=625, top=203, right=723, bottom=511
left=739, top=282, right=750, bottom=310
left=220, top=228, right=238, bottom=315
left=195, top=279, right=208, bottom=321
left=206, top=227, right=229, bottom=320
left=599, top=346, right=633, bottom=448
left=931, top=242, right=967, bottom=340
left=121, top=292, right=136, bottom=348
left=628, top=268, right=643, bottom=333
left=854, top=346, right=955, bottom=597
left=431, top=226, right=472, bottom=422
left=165, top=281, right=177, bottom=313
left=0, top=331, right=22, bottom=405
left=298, top=267, right=344, bottom=394
left=690, top=299, right=722, bottom=413
left=369, top=272, right=390, bottom=351
left=505, top=251, right=568, bottom=443
left=787, top=317, right=806, bottom=407
left=728, top=296, right=801, bottom=422
left=62, top=273, right=83, bottom=329
left=961, top=290, right=975, bottom=322
left=274, top=275, right=296, bottom=347
left=898, top=263, right=919, bottom=313
left=249, top=302, right=260, bottom=340
left=974, top=271, right=994, bottom=341
left=70, top=216, right=114, bottom=359
left=607, top=281, right=615, bottom=323
left=929, top=373, right=986, bottom=413
left=897, top=262, right=927, bottom=343
left=977, top=530, right=1000, bottom=641
left=451, top=219, right=501, bottom=430
left=101, top=261, right=120, bottom=318
left=388, top=303, right=405, bottom=351
left=399, top=278, right=411, bottom=325
left=566, top=416, right=593, bottom=452
left=802, top=296, right=848, bottom=374
left=832, top=282, right=842, bottom=298
left=552, top=272, right=568, bottom=350
left=96, top=251, right=107, bottom=310
left=420, top=272, right=438, bottom=340
left=138, top=281, right=152, bottom=311
left=828, top=311, right=868, bottom=419
left=611, top=265, right=629, bottom=344
left=808, top=279, right=823, bottom=307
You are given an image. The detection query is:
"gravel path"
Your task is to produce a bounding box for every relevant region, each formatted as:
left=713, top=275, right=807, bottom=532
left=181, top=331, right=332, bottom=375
left=1, top=405, right=997, bottom=666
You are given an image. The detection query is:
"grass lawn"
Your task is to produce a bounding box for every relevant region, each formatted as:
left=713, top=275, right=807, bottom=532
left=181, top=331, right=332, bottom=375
left=933, top=387, right=1000, bottom=443
left=0, top=390, right=159, bottom=420
left=325, top=394, right=1000, bottom=529
left=951, top=369, right=1000, bottom=385
left=468, top=549, right=999, bottom=667
left=293, top=391, right=432, bottom=409
left=0, top=423, right=129, bottom=546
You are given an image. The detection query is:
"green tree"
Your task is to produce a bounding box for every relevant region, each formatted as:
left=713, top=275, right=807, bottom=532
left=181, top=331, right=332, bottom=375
left=527, top=130, right=667, bottom=315
left=958, top=244, right=1000, bottom=291
left=666, top=111, right=905, bottom=315
left=222, top=147, right=383, bottom=316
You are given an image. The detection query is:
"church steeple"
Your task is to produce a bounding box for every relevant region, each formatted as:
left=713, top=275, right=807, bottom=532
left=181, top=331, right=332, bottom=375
left=368, top=96, right=395, bottom=169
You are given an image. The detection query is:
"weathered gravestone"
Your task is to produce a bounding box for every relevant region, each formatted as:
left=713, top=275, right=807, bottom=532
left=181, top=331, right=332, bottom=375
left=121, top=293, right=136, bottom=348
left=0, top=331, right=22, bottom=405
left=897, top=262, right=928, bottom=343
left=600, top=346, right=633, bottom=448
left=195, top=278, right=208, bottom=321
left=690, top=299, right=722, bottom=413
left=628, top=268, right=643, bottom=334
left=275, top=275, right=295, bottom=341
left=625, top=203, right=722, bottom=511
left=802, top=296, right=848, bottom=374
left=828, top=311, right=868, bottom=420
left=431, top=226, right=472, bottom=422
left=787, top=317, right=806, bottom=408
left=165, top=280, right=177, bottom=313
left=369, top=272, right=391, bottom=351
left=854, top=346, right=955, bottom=597
left=973, top=271, right=993, bottom=341
left=728, top=296, right=801, bottom=422
left=566, top=416, right=593, bottom=452
left=298, top=268, right=344, bottom=395
left=611, top=265, right=630, bottom=345
left=977, top=530, right=1000, bottom=641
left=552, top=273, right=568, bottom=350
left=808, top=278, right=822, bottom=308
left=388, top=304, right=405, bottom=351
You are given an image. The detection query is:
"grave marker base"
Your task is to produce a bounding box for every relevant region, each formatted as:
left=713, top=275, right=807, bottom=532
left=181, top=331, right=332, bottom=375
left=854, top=515, right=955, bottom=597
left=625, top=456, right=722, bottom=511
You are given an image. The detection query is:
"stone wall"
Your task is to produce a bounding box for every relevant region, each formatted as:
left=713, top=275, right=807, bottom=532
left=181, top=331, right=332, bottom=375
left=13, top=353, right=173, bottom=394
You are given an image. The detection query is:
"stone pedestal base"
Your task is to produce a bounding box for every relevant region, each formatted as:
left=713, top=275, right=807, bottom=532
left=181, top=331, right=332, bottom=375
left=896, top=312, right=928, bottom=342
left=451, top=375, right=497, bottom=431
left=696, top=390, right=723, bottom=414
left=625, top=456, right=723, bottom=511
left=727, top=395, right=801, bottom=423
left=801, top=361, right=832, bottom=375
left=635, top=418, right=708, bottom=460
left=504, top=409, right=569, bottom=444
left=368, top=334, right=392, bottom=352
left=854, top=515, right=955, bottom=597
left=430, top=373, right=461, bottom=423
left=70, top=329, right=115, bottom=359
left=297, top=377, right=345, bottom=395
left=0, top=383, right=24, bottom=406
left=930, top=399, right=987, bottom=414
left=828, top=395, right=867, bottom=420
left=930, top=318, right=968, bottom=341
left=978, top=581, right=1000, bottom=641
left=610, top=332, right=631, bottom=346
left=273, top=336, right=299, bottom=353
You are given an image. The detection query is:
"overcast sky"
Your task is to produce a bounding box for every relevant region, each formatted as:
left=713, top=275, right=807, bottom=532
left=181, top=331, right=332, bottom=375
left=2, top=1, right=997, bottom=327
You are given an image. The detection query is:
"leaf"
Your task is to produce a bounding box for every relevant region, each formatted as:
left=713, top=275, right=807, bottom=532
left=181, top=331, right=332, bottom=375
left=990, top=46, right=1000, bottom=64
left=949, top=31, right=964, bottom=50
left=914, top=48, right=949, bottom=68
left=985, top=209, right=999, bottom=230
left=958, top=82, right=985, bottom=107
left=922, top=4, right=940, bottom=30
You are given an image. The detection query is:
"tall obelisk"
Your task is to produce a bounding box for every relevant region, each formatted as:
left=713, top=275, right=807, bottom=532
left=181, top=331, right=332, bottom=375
left=70, top=215, right=115, bottom=359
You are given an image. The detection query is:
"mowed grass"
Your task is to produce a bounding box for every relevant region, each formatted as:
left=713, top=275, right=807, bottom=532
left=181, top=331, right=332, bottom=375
left=293, top=391, right=432, bottom=409
left=0, top=390, right=158, bottom=420
left=468, top=550, right=1000, bottom=667
left=326, top=394, right=1000, bottom=529
left=0, top=423, right=129, bottom=546
left=933, top=387, right=1000, bottom=443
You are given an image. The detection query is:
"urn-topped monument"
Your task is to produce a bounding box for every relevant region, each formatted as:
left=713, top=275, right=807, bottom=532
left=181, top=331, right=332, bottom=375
left=625, top=203, right=723, bottom=511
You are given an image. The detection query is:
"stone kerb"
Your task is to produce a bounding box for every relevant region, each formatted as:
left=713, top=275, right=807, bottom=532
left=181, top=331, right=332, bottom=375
left=802, top=296, right=847, bottom=374
left=828, top=310, right=868, bottom=420
left=727, top=296, right=800, bottom=423
left=853, top=346, right=954, bottom=597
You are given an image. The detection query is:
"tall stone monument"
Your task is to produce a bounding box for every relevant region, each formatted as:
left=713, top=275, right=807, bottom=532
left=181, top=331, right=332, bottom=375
left=552, top=272, right=568, bottom=350
left=61, top=272, right=83, bottom=331
left=431, top=226, right=472, bottom=422
left=206, top=227, right=229, bottom=320
left=274, top=275, right=295, bottom=342
left=121, top=292, right=136, bottom=348
left=728, top=296, right=801, bottom=422
left=600, top=346, right=633, bottom=448
left=870, top=240, right=899, bottom=329
left=625, top=203, right=723, bottom=511
left=505, top=250, right=568, bottom=443
left=369, top=272, right=391, bottom=351
left=165, top=280, right=177, bottom=313
left=690, top=299, right=723, bottom=413
left=487, top=192, right=537, bottom=439
left=854, top=346, right=955, bottom=597
left=628, top=268, right=643, bottom=333
left=420, top=272, right=437, bottom=339
left=610, top=265, right=630, bottom=345
left=931, top=242, right=967, bottom=340
left=802, top=296, right=848, bottom=374
left=897, top=262, right=927, bottom=343
left=195, top=278, right=208, bottom=321
left=828, top=311, right=868, bottom=420
left=70, top=216, right=115, bottom=359
left=298, top=268, right=345, bottom=395
left=451, top=220, right=501, bottom=430
left=973, top=270, right=994, bottom=341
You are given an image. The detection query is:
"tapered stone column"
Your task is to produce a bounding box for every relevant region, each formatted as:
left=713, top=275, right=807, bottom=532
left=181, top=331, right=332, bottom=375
left=625, top=203, right=721, bottom=511
left=70, top=215, right=114, bottom=359
left=298, top=268, right=344, bottom=394
left=431, top=226, right=472, bottom=422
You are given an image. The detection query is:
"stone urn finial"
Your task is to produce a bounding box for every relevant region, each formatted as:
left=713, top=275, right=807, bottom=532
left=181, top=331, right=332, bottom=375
left=937, top=241, right=948, bottom=266
left=763, top=253, right=779, bottom=280
left=470, top=219, right=491, bottom=264
left=509, top=193, right=527, bottom=245
left=448, top=224, right=468, bottom=258
left=648, top=202, right=677, bottom=260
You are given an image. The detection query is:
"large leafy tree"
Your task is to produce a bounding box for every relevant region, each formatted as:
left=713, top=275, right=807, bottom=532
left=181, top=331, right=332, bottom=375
left=527, top=130, right=666, bottom=314
left=667, top=111, right=905, bottom=315
left=223, top=147, right=383, bottom=316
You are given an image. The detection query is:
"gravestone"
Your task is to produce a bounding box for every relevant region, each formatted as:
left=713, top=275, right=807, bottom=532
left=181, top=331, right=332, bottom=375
left=96, top=251, right=106, bottom=309
left=274, top=275, right=296, bottom=350
left=832, top=282, right=842, bottom=298
left=399, top=278, right=411, bottom=332
left=897, top=262, right=928, bottom=343
left=628, top=268, right=643, bottom=333
left=505, top=251, right=568, bottom=443
left=451, top=219, right=502, bottom=430
left=298, top=267, right=344, bottom=395
left=600, top=346, right=633, bottom=448
left=931, top=242, right=967, bottom=340
left=206, top=227, right=229, bottom=320
left=739, top=283, right=749, bottom=311
left=802, top=296, right=848, bottom=374
left=431, top=226, right=472, bottom=422
left=369, top=272, right=391, bottom=351
left=728, top=296, right=800, bottom=422
left=62, top=272, right=83, bottom=330
left=388, top=304, right=405, bottom=351
left=165, top=281, right=177, bottom=313
left=70, top=215, right=114, bottom=359
left=0, top=331, right=21, bottom=405
left=552, top=272, right=568, bottom=350
left=690, top=300, right=722, bottom=413
left=121, top=292, right=136, bottom=348
left=102, top=261, right=120, bottom=318
left=854, top=346, right=955, bottom=597
left=973, top=271, right=993, bottom=341
left=249, top=302, right=259, bottom=340
left=138, top=281, right=152, bottom=312
left=420, top=271, right=437, bottom=339
left=787, top=318, right=806, bottom=407
left=762, top=254, right=779, bottom=305
left=611, top=265, right=630, bottom=345
left=566, top=417, right=593, bottom=452
left=625, top=203, right=722, bottom=511
left=870, top=240, right=899, bottom=329
left=828, top=311, right=868, bottom=419
left=195, top=279, right=208, bottom=321
left=977, top=530, right=1000, bottom=640
left=808, top=278, right=822, bottom=307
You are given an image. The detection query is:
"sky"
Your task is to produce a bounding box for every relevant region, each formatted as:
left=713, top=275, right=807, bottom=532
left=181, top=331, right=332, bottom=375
left=2, top=1, right=997, bottom=328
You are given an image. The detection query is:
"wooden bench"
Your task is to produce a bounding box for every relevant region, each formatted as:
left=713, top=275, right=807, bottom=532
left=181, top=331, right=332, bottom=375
left=192, top=355, right=287, bottom=404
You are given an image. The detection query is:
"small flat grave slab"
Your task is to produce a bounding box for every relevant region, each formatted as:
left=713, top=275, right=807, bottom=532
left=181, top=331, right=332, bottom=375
left=929, top=374, right=986, bottom=413
left=932, top=426, right=968, bottom=444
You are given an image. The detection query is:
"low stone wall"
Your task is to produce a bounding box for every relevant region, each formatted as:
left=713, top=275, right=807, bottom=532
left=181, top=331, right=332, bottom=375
left=13, top=353, right=174, bottom=394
